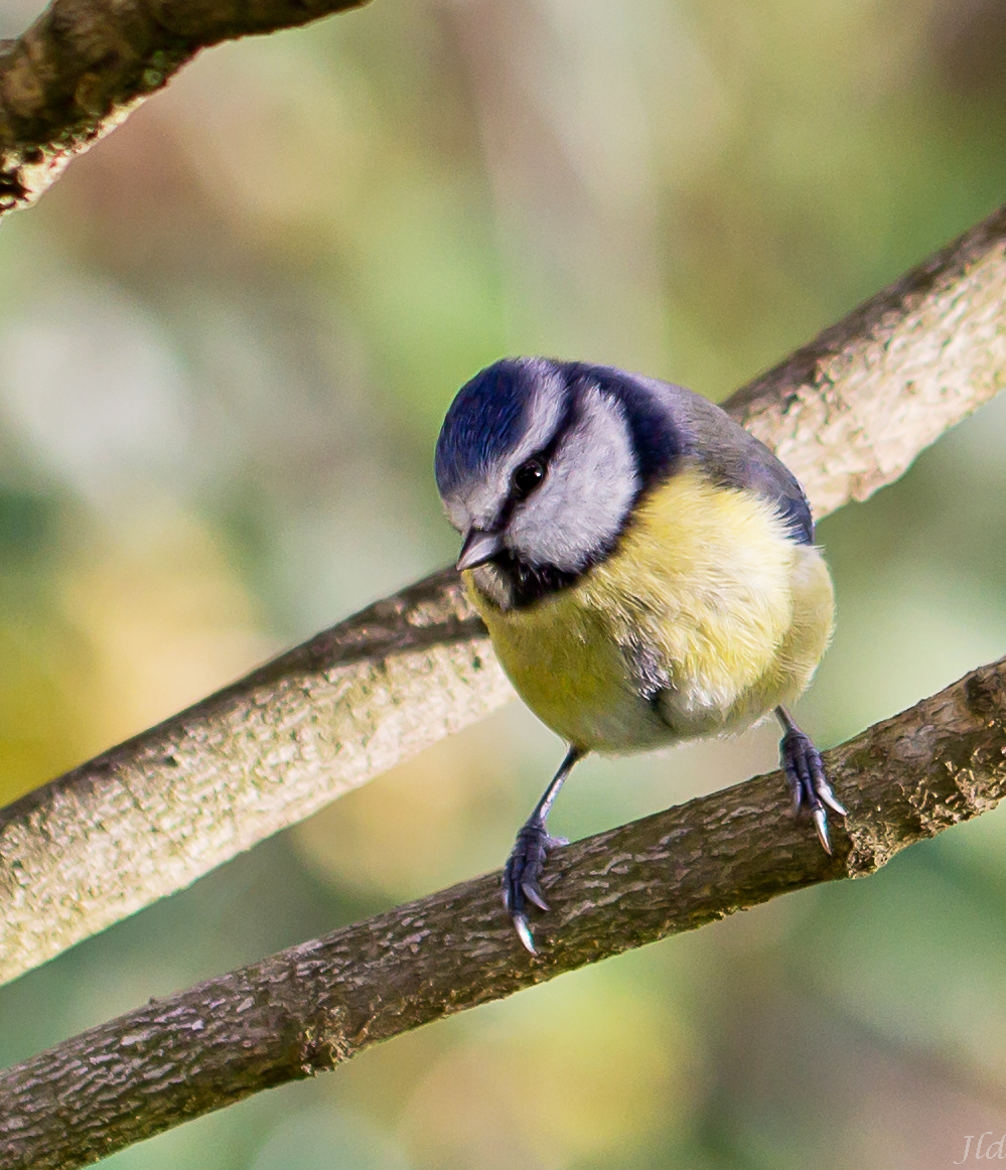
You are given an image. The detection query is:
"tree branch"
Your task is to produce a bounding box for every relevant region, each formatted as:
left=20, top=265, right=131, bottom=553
left=1, top=202, right=1004, bottom=987
left=0, top=0, right=368, bottom=219
left=727, top=201, right=1006, bottom=516
left=2, top=655, right=1004, bottom=1170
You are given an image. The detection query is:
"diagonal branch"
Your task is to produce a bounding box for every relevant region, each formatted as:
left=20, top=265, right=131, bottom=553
left=1, top=202, right=1004, bottom=988
left=0, top=0, right=369, bottom=218
left=1, top=655, right=1004, bottom=1170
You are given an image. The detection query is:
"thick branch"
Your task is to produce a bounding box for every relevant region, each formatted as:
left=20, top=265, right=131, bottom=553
left=2, top=656, right=1004, bottom=1170
left=0, top=569, right=512, bottom=982
left=0, top=0, right=368, bottom=218
left=1, top=202, right=1004, bottom=987
left=730, top=202, right=1006, bottom=516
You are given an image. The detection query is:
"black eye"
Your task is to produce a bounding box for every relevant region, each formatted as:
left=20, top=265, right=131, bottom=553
left=511, top=457, right=546, bottom=500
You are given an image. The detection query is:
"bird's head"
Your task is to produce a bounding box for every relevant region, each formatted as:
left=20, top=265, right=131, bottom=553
left=435, top=357, right=677, bottom=608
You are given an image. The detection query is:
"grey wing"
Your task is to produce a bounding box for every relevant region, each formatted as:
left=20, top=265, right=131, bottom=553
left=567, top=364, right=815, bottom=545
left=731, top=442, right=814, bottom=544
left=639, top=375, right=815, bottom=545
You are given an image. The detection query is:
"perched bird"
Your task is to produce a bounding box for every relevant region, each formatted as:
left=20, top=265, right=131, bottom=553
left=435, top=357, right=844, bottom=953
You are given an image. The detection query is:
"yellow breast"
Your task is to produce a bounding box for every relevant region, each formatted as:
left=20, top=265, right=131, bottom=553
left=467, top=465, right=834, bottom=752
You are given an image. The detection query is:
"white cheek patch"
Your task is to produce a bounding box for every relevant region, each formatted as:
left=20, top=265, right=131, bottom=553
left=507, top=388, right=639, bottom=572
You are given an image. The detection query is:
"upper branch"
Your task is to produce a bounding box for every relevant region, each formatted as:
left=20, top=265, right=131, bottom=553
left=0, top=202, right=1004, bottom=987
left=731, top=202, right=1006, bottom=515
left=1, top=656, right=1004, bottom=1170
left=0, top=0, right=368, bottom=217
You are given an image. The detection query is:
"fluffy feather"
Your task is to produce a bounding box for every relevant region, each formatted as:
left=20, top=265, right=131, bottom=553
left=466, top=464, right=833, bottom=752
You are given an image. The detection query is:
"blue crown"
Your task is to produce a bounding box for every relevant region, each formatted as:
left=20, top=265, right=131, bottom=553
left=435, top=359, right=554, bottom=495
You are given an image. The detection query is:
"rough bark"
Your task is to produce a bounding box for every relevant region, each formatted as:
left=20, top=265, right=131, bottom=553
left=1, top=656, right=1004, bottom=1170
left=0, top=569, right=512, bottom=981
left=1, top=202, right=1004, bottom=987
left=0, top=0, right=368, bottom=218
left=731, top=203, right=1006, bottom=516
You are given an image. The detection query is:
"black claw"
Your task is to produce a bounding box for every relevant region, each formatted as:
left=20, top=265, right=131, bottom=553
left=780, top=727, right=846, bottom=853
left=521, top=881, right=550, bottom=912
left=511, top=913, right=537, bottom=955
left=504, top=818, right=557, bottom=953
left=502, top=745, right=582, bottom=952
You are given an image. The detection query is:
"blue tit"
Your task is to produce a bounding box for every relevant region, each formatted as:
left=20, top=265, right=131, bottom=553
left=435, top=357, right=844, bottom=953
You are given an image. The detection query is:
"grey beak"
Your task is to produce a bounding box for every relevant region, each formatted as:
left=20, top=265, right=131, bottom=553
left=457, top=527, right=504, bottom=571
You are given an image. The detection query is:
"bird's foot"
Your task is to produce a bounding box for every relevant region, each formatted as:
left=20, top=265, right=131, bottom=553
left=780, top=727, right=847, bottom=853
left=503, top=817, right=567, bottom=955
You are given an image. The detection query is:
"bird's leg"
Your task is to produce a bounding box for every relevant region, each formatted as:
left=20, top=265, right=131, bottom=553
left=776, top=706, right=847, bottom=853
left=504, top=745, right=583, bottom=954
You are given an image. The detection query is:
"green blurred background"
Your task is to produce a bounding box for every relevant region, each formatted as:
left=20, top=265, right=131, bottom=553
left=2, top=0, right=1005, bottom=1166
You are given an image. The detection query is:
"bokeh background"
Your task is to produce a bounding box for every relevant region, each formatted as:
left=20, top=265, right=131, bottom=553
left=2, top=0, right=1005, bottom=1166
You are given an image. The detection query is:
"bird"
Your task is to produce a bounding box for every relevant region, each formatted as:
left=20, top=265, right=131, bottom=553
left=434, top=357, right=844, bottom=953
